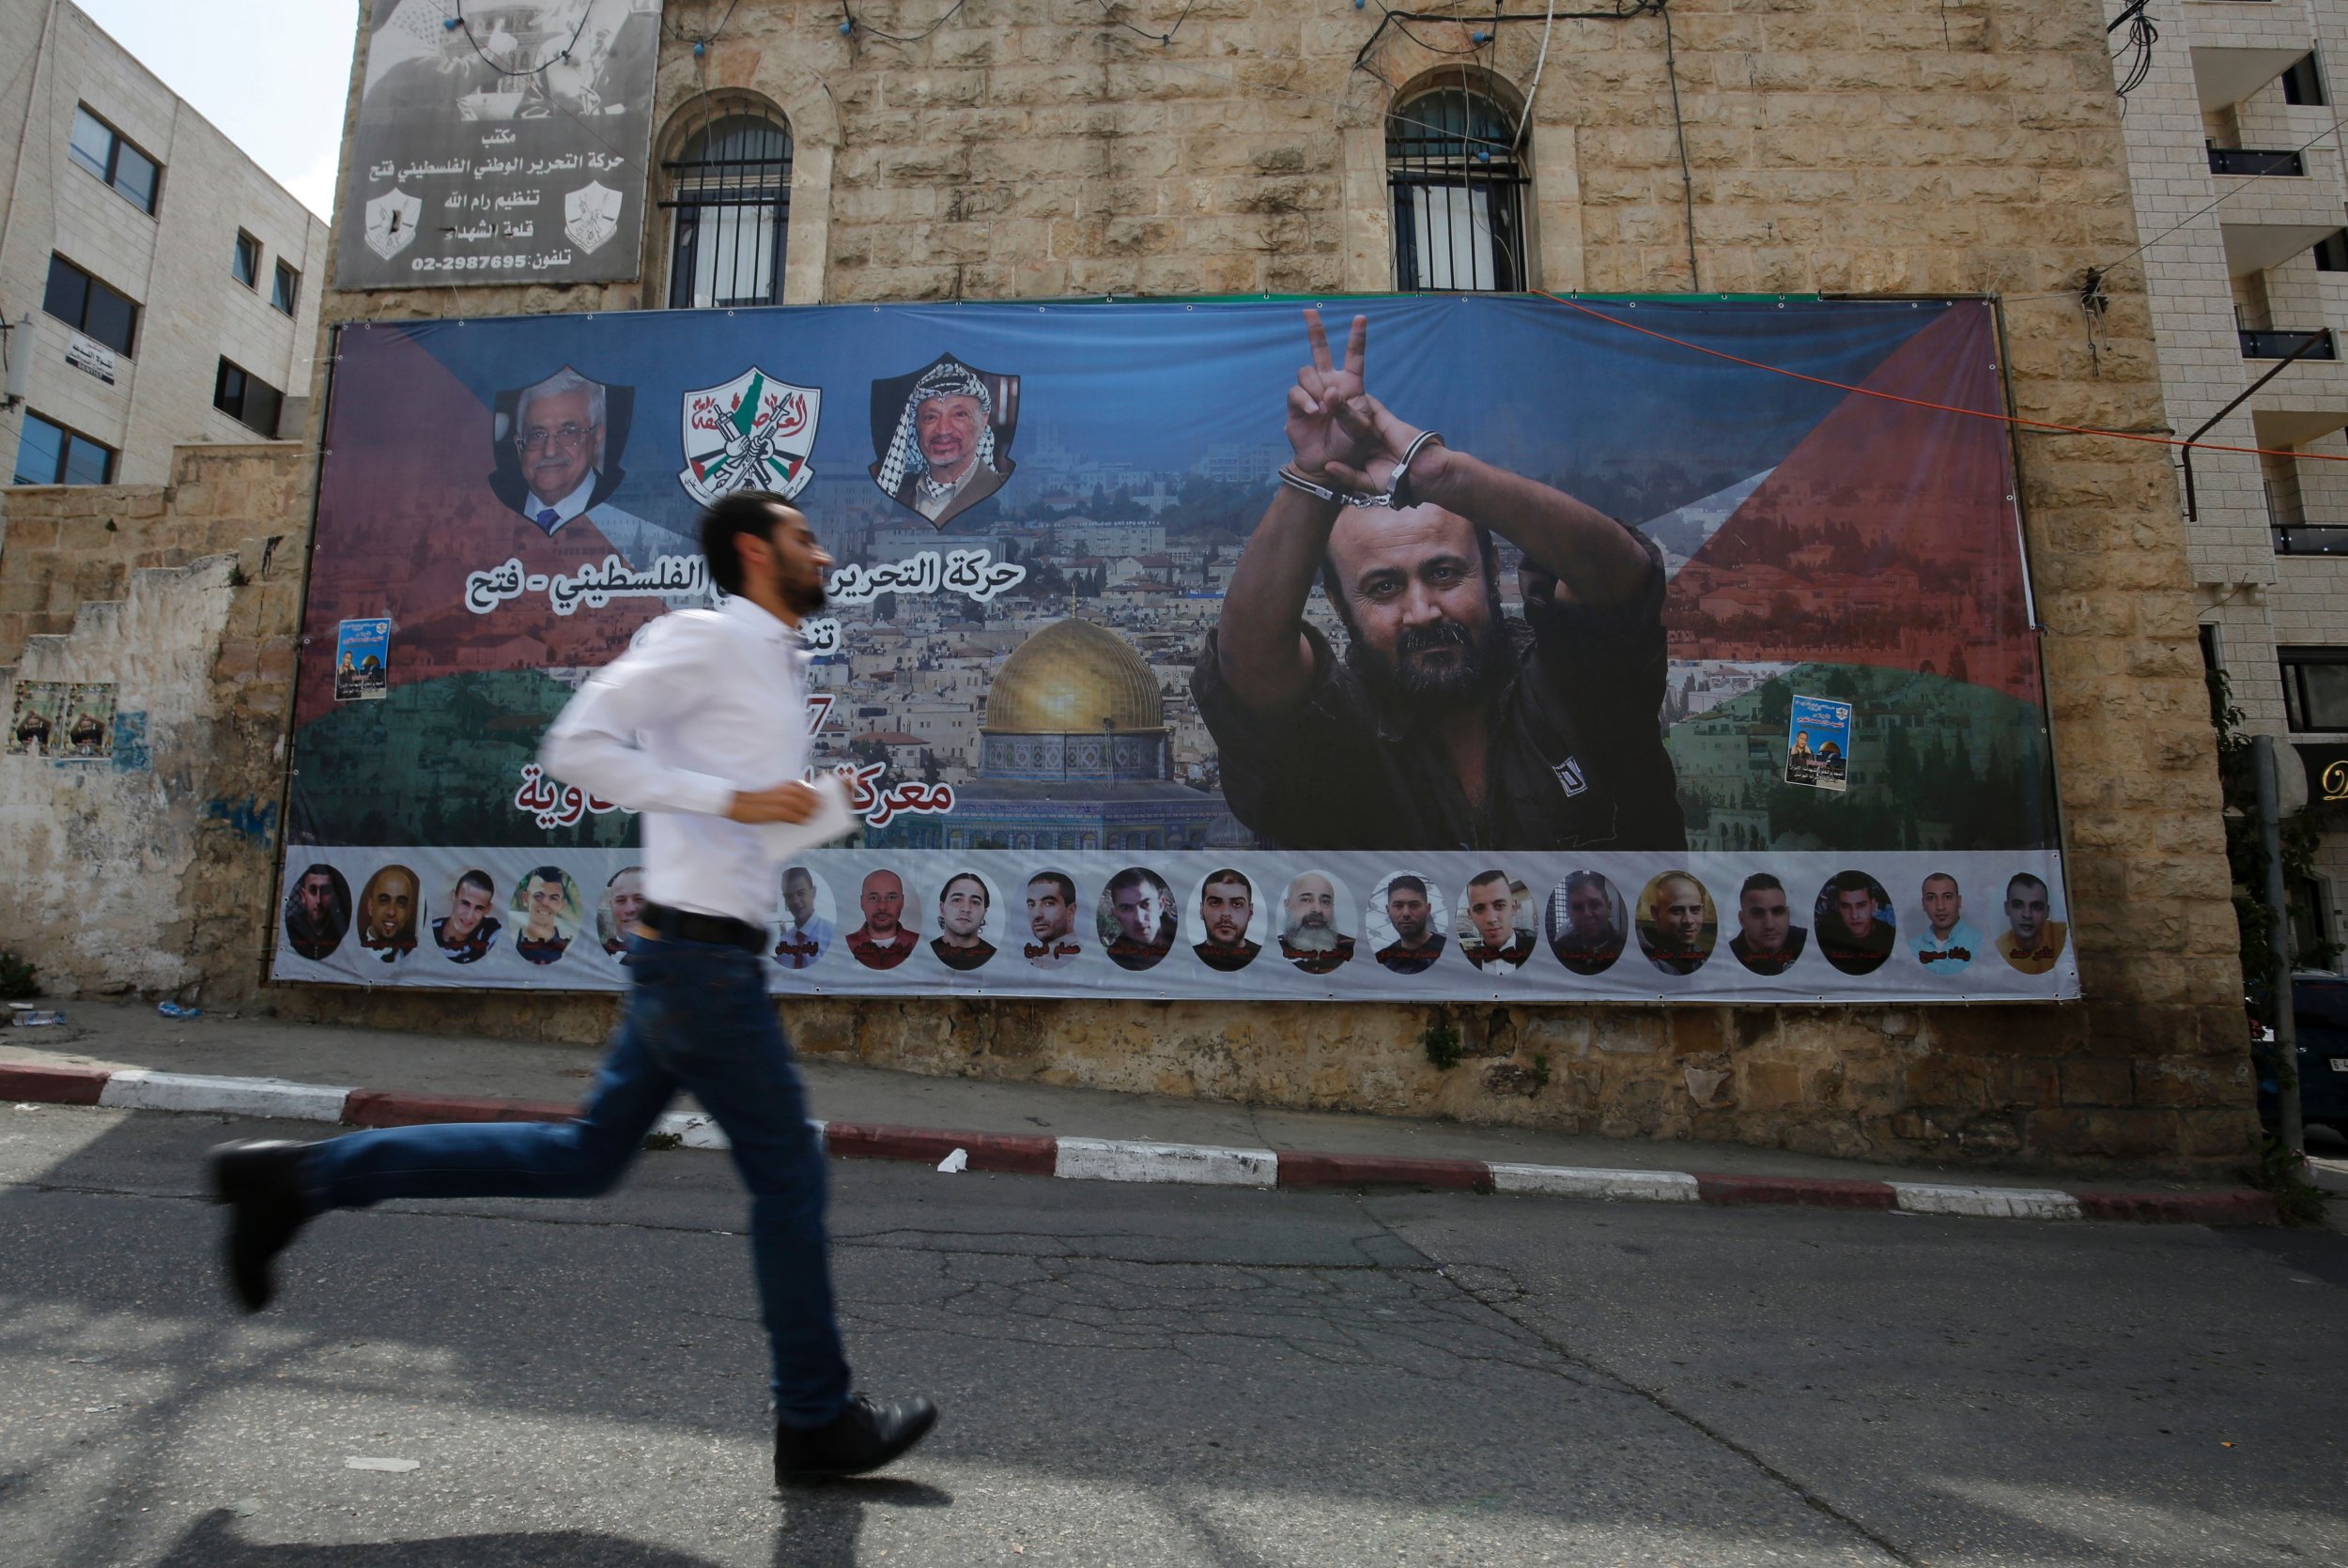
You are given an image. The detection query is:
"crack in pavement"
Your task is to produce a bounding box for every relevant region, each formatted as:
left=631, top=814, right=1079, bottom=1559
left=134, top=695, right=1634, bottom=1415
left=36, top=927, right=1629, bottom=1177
left=1346, top=1194, right=1930, bottom=1568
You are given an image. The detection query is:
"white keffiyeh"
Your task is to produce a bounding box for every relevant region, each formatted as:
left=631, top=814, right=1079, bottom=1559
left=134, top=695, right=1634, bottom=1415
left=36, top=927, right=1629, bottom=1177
left=876, top=360, right=996, bottom=494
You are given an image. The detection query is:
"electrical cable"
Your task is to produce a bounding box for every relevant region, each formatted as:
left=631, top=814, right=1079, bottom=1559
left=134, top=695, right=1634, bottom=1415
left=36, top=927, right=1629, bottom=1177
left=2071, top=106, right=2348, bottom=292
left=1510, top=0, right=1556, bottom=149
left=1657, top=0, right=1698, bottom=290
left=666, top=0, right=743, bottom=42
left=1087, top=0, right=1197, bottom=47
left=445, top=0, right=635, bottom=164
left=1534, top=290, right=2348, bottom=464
left=2109, top=0, right=2155, bottom=99
left=452, top=0, right=596, bottom=77
left=843, top=0, right=971, bottom=44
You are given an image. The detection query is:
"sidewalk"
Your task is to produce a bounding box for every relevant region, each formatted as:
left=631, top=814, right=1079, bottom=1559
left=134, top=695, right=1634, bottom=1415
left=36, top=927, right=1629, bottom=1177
left=0, top=1000, right=2294, bottom=1224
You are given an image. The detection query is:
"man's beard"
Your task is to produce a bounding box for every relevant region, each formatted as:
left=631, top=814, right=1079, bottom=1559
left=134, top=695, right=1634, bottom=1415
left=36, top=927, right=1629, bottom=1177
left=1348, top=615, right=1509, bottom=707
left=783, top=576, right=827, bottom=616
left=1284, top=922, right=1338, bottom=952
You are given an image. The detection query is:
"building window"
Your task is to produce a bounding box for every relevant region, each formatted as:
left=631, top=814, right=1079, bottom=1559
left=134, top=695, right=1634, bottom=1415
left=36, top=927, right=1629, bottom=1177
left=67, top=105, right=160, bottom=215
left=213, top=358, right=284, bottom=438
left=42, top=254, right=139, bottom=357
left=2283, top=54, right=2327, bottom=106
left=271, top=260, right=300, bottom=315
left=2280, top=648, right=2348, bottom=731
left=1387, top=83, right=1528, bottom=292
left=663, top=113, right=792, bottom=310
left=2316, top=230, right=2348, bottom=271
left=10, top=410, right=116, bottom=485
left=232, top=232, right=261, bottom=288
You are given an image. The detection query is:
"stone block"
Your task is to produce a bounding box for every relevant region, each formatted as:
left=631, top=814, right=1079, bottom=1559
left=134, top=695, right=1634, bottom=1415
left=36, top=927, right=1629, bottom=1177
left=2057, top=1056, right=2135, bottom=1108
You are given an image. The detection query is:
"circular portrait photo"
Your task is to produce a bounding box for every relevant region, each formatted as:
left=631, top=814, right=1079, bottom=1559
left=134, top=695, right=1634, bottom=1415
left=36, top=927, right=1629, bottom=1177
left=430, top=868, right=502, bottom=964
left=356, top=864, right=421, bottom=963
left=1366, top=871, right=1446, bottom=976
left=595, top=866, right=646, bottom=959
left=931, top=869, right=1005, bottom=974
left=1908, top=871, right=1983, bottom=974
left=1276, top=869, right=1356, bottom=975
left=846, top=868, right=919, bottom=971
left=1097, top=867, right=1177, bottom=973
left=774, top=864, right=840, bottom=971
left=1457, top=869, right=1537, bottom=974
left=869, top=354, right=1020, bottom=529
left=282, top=863, right=351, bottom=961
left=1185, top=866, right=1266, bottom=974
left=1636, top=869, right=1716, bottom=976
left=1814, top=870, right=1896, bottom=976
left=1545, top=870, right=1628, bottom=976
left=510, top=865, right=584, bottom=966
left=1728, top=872, right=1808, bottom=977
left=1022, top=869, right=1084, bottom=970
left=1996, top=871, right=2070, bottom=976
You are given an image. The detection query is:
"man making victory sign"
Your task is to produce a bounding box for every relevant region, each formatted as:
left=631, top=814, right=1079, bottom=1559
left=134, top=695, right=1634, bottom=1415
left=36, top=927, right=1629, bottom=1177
left=1195, top=309, right=1684, bottom=852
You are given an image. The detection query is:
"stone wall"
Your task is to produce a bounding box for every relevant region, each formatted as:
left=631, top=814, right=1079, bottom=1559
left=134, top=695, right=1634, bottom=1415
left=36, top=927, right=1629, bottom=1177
left=0, top=444, right=308, bottom=1000
left=2, top=0, right=2250, bottom=1175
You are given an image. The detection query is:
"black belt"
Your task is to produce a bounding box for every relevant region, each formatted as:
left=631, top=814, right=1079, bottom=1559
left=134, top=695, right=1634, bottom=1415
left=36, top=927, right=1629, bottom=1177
left=641, top=902, right=765, bottom=954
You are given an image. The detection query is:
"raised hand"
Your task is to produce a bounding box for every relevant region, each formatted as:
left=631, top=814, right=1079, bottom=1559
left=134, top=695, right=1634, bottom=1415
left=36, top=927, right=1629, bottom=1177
left=1283, top=309, right=1377, bottom=481
left=1321, top=393, right=1448, bottom=500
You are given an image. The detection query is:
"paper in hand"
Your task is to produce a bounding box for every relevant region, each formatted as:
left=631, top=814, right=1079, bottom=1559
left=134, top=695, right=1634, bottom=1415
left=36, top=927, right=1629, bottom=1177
left=759, top=774, right=856, bottom=862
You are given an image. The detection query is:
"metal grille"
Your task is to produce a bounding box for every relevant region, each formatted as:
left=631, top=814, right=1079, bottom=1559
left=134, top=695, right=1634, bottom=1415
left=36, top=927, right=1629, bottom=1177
left=663, top=115, right=793, bottom=310
left=1387, top=86, right=1528, bottom=292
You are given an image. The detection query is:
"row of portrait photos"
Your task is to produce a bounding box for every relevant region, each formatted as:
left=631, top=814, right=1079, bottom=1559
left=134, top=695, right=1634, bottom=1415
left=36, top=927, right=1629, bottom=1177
left=280, top=859, right=2071, bottom=982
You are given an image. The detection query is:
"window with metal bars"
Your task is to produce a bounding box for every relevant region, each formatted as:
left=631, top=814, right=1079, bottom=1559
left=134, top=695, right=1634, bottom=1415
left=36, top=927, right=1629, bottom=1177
left=1387, top=85, right=1528, bottom=293
left=663, top=114, right=793, bottom=310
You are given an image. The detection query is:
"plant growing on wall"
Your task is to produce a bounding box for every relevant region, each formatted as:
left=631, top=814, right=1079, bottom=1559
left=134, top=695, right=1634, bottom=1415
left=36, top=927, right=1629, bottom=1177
left=0, top=950, right=37, bottom=1001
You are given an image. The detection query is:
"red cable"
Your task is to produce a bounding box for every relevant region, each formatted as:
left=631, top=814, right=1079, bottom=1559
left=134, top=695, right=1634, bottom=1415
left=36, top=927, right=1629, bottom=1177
left=1535, top=290, right=2348, bottom=464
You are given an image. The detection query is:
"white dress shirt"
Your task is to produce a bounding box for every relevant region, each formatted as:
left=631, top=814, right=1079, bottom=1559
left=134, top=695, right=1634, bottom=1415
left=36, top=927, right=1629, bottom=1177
left=524, top=470, right=598, bottom=533
left=541, top=594, right=811, bottom=928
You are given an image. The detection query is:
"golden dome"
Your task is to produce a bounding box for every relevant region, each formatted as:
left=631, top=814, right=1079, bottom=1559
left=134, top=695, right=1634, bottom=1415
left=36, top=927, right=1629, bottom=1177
left=984, top=619, right=1165, bottom=734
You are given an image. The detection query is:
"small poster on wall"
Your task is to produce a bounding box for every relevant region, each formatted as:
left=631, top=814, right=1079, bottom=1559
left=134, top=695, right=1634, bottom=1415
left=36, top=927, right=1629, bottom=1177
left=335, top=618, right=392, bottom=700
left=1784, top=695, right=1852, bottom=792
left=61, top=683, right=116, bottom=760
left=8, top=680, right=65, bottom=755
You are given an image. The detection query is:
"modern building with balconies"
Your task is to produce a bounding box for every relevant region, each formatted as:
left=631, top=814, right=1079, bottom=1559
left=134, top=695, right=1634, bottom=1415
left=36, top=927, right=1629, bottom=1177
left=2112, top=0, right=2348, bottom=966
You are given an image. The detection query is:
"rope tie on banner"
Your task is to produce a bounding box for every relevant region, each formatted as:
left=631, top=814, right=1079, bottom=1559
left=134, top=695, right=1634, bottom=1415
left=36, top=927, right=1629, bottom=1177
left=1532, top=291, right=2348, bottom=465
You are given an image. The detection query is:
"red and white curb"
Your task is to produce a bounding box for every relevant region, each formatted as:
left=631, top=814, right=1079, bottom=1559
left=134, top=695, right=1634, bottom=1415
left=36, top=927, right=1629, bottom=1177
left=1, top=1059, right=2279, bottom=1225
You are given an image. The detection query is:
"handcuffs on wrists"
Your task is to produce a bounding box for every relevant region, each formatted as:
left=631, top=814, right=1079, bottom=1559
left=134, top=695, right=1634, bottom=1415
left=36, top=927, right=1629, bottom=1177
left=1279, top=429, right=1444, bottom=511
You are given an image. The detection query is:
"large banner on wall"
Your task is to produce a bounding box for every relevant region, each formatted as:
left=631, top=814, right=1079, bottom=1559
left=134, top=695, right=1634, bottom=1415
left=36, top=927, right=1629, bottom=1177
left=335, top=0, right=662, bottom=291
left=276, top=295, right=2080, bottom=1002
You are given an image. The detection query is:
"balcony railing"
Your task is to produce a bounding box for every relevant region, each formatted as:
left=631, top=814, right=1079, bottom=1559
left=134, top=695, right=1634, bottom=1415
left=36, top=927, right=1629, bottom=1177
left=2275, top=524, right=2348, bottom=556
left=2208, top=146, right=2307, bottom=176
left=2240, top=328, right=2336, bottom=359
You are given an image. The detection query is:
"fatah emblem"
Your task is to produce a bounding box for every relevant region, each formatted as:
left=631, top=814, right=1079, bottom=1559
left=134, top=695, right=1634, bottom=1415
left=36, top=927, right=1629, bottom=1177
left=564, top=181, right=623, bottom=254
left=678, top=368, right=821, bottom=505
left=363, top=189, right=423, bottom=260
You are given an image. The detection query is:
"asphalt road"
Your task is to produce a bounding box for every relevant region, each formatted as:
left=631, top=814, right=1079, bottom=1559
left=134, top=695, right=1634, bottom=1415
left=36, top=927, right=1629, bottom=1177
left=1, top=1102, right=2342, bottom=1567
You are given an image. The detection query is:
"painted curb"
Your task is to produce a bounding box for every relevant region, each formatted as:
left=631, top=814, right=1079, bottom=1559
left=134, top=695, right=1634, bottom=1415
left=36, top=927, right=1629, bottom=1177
left=100, top=1070, right=354, bottom=1123
left=0, top=1060, right=2284, bottom=1226
left=1055, top=1137, right=1278, bottom=1187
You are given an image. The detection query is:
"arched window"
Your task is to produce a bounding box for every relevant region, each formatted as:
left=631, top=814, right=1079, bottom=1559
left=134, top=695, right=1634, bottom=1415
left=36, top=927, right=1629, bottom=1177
left=1386, top=84, right=1527, bottom=292
left=664, top=113, right=792, bottom=309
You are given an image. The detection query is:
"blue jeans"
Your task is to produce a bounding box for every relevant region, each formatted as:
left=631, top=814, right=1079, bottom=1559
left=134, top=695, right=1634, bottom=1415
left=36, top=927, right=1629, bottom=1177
left=301, top=932, right=852, bottom=1427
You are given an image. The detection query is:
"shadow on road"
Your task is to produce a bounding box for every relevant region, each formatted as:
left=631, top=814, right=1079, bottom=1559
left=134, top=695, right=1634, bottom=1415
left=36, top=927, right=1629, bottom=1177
left=157, top=1508, right=724, bottom=1564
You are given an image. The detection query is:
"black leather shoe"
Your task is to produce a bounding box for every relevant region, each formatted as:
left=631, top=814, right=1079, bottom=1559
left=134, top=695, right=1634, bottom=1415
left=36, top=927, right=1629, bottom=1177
left=774, top=1394, right=938, bottom=1482
left=209, top=1140, right=313, bottom=1312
